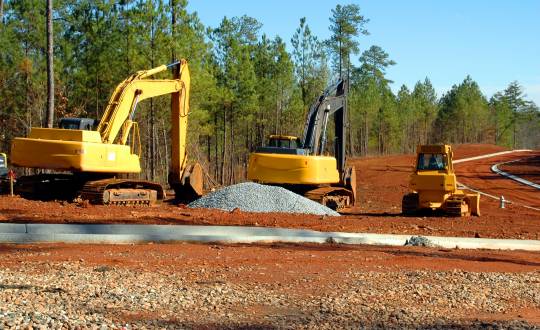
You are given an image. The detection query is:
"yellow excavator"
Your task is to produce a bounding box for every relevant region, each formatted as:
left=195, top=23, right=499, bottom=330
left=247, top=79, right=356, bottom=211
left=402, top=144, right=480, bottom=216
left=11, top=59, right=202, bottom=205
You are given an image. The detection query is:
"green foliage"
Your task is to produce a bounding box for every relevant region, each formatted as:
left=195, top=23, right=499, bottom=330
left=291, top=17, right=328, bottom=108
left=490, top=81, right=540, bottom=148
left=434, top=76, right=490, bottom=144
left=358, top=45, right=396, bottom=85
left=0, top=1, right=538, bottom=186
left=326, top=3, right=369, bottom=77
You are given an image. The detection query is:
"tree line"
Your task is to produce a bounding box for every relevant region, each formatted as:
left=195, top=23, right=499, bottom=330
left=0, top=1, right=538, bottom=186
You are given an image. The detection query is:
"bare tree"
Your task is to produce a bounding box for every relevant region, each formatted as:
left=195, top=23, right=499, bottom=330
left=45, top=0, right=54, bottom=128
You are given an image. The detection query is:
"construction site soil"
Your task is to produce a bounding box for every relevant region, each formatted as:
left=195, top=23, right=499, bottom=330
left=0, top=144, right=538, bottom=240
left=1, top=144, right=540, bottom=328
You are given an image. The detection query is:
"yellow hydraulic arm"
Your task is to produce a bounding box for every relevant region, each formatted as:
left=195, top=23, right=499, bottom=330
left=95, top=59, right=196, bottom=191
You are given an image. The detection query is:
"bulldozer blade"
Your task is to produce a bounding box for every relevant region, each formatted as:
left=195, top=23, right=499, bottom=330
left=172, top=162, right=204, bottom=202
left=466, top=193, right=481, bottom=216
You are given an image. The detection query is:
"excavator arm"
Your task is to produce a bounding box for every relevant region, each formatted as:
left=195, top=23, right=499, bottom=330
left=97, top=62, right=183, bottom=144
left=301, top=78, right=348, bottom=178
left=94, top=59, right=200, bottom=197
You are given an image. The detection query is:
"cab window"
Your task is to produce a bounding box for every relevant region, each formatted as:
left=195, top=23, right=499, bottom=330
left=417, top=153, right=446, bottom=170
left=268, top=138, right=299, bottom=149
left=0, top=155, right=5, bottom=168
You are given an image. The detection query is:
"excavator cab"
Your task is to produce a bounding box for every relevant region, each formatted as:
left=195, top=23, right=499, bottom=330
left=267, top=135, right=302, bottom=149
left=255, top=135, right=306, bottom=155
left=59, top=118, right=97, bottom=131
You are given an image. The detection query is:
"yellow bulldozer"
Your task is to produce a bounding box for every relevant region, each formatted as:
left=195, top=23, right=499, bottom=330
left=11, top=59, right=202, bottom=205
left=402, top=144, right=480, bottom=216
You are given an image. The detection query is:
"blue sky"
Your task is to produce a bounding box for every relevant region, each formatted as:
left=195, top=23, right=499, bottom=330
left=187, top=1, right=540, bottom=105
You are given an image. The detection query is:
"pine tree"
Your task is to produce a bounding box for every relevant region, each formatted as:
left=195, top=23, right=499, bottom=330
left=327, top=3, right=368, bottom=78
left=290, top=17, right=328, bottom=109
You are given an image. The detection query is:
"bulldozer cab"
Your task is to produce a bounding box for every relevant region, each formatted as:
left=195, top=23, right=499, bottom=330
left=417, top=153, right=447, bottom=171
left=416, top=145, right=454, bottom=173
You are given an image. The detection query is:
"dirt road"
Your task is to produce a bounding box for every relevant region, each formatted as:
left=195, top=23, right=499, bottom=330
left=499, top=155, right=540, bottom=185
left=456, top=152, right=540, bottom=209
left=0, top=144, right=538, bottom=240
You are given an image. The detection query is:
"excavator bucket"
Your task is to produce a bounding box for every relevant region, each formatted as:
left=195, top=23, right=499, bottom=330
left=172, top=162, right=203, bottom=202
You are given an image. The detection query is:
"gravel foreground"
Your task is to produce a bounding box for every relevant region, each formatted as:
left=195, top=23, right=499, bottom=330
left=189, top=182, right=340, bottom=216
left=0, top=262, right=539, bottom=329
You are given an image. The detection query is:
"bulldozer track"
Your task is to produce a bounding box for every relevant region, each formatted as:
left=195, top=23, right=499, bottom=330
left=444, top=195, right=469, bottom=217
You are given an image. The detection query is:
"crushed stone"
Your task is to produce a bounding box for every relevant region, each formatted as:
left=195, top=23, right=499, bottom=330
left=189, top=182, right=340, bottom=216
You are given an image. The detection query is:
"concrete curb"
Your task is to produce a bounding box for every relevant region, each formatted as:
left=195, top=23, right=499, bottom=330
left=453, top=149, right=532, bottom=164
left=1, top=223, right=540, bottom=251
left=491, top=158, right=540, bottom=190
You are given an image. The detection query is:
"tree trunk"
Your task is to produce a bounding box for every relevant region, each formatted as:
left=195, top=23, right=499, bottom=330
left=221, top=105, right=227, bottom=185
left=45, top=0, right=54, bottom=128
left=149, top=9, right=156, bottom=181
left=346, top=60, right=352, bottom=156
left=150, top=99, right=155, bottom=180
left=214, top=112, right=218, bottom=180
left=0, top=0, right=4, bottom=26
left=170, top=0, right=176, bottom=62
left=338, top=24, right=342, bottom=77
left=229, top=105, right=235, bottom=184
left=162, top=121, right=169, bottom=178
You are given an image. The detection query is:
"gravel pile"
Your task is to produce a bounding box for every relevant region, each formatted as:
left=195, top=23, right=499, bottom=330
left=189, top=182, right=340, bottom=216
left=405, top=236, right=438, bottom=247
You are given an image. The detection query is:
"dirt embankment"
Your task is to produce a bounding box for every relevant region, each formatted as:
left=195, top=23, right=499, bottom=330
left=0, top=144, right=538, bottom=240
